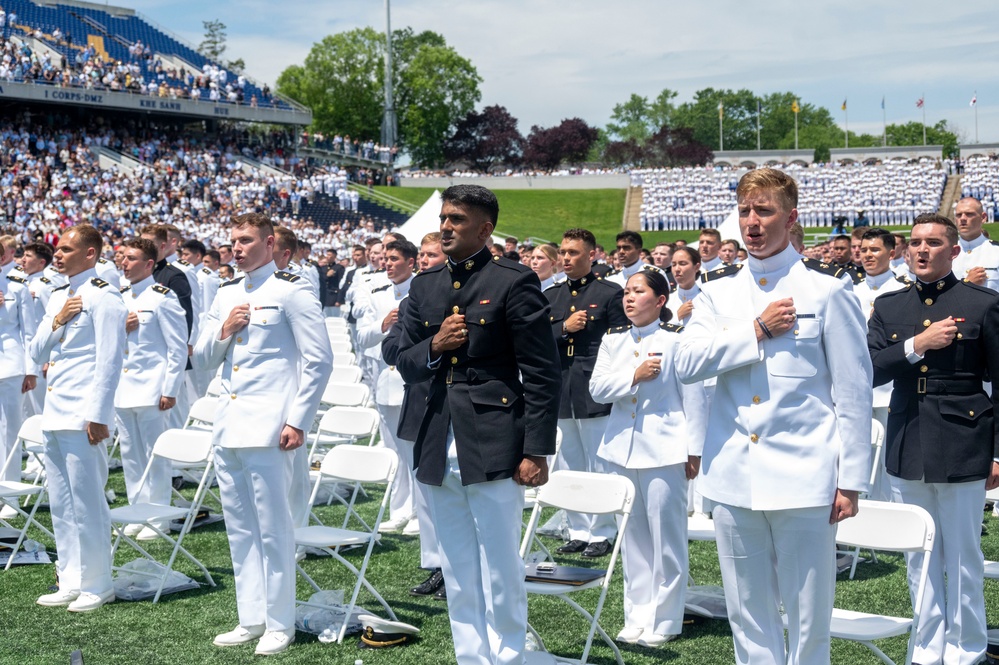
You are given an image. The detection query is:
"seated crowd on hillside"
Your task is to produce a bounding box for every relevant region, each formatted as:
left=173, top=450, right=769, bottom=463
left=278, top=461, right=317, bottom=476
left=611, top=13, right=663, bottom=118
left=960, top=155, right=999, bottom=222
left=300, top=132, right=398, bottom=164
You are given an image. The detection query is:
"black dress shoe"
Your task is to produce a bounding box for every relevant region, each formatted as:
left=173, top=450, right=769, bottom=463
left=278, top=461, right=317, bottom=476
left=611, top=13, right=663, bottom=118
left=433, top=585, right=447, bottom=601
left=581, top=540, right=612, bottom=558
left=556, top=539, right=588, bottom=554
left=410, top=568, right=445, bottom=597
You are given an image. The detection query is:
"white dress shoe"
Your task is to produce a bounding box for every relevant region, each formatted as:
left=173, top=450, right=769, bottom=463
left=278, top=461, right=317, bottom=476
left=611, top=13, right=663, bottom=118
left=37, top=589, right=81, bottom=607
left=636, top=631, right=677, bottom=647
left=123, top=524, right=144, bottom=537
left=67, top=590, right=115, bottom=612
left=402, top=518, right=420, bottom=535
left=136, top=527, right=163, bottom=542
left=213, top=624, right=265, bottom=647
left=254, top=629, right=295, bottom=655
left=615, top=626, right=644, bottom=644
left=377, top=515, right=412, bottom=534
left=0, top=504, right=18, bottom=519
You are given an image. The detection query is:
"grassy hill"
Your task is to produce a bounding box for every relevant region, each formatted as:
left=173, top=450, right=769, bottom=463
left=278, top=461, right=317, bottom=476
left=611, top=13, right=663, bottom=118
left=379, top=186, right=999, bottom=249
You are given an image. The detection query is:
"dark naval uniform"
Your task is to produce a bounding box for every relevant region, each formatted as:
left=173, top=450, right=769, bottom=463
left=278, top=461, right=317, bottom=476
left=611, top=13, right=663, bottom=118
left=868, top=271, right=999, bottom=664
left=394, top=244, right=560, bottom=663
left=546, top=271, right=627, bottom=552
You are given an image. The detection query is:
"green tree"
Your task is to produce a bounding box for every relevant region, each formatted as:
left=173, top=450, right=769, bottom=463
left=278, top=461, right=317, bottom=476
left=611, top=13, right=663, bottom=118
left=606, top=88, right=678, bottom=144
left=198, top=20, right=227, bottom=62
left=672, top=88, right=761, bottom=152
left=885, top=120, right=960, bottom=157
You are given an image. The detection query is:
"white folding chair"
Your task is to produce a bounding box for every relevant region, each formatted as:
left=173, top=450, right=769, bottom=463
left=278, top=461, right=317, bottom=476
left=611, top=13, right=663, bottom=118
left=846, top=418, right=887, bottom=579
left=520, top=471, right=635, bottom=665
left=331, top=351, right=356, bottom=366
left=205, top=376, right=223, bottom=398
left=791, top=499, right=935, bottom=665
left=319, top=382, right=371, bottom=408
left=109, top=429, right=217, bottom=602
left=0, top=416, right=55, bottom=570
left=982, top=486, right=999, bottom=580
left=330, top=365, right=362, bottom=384
left=306, top=406, right=381, bottom=522
left=184, top=396, right=217, bottom=431
left=523, top=427, right=563, bottom=561
left=331, top=341, right=353, bottom=357
left=16, top=414, right=47, bottom=492
left=325, top=317, right=348, bottom=331
left=295, top=445, right=399, bottom=643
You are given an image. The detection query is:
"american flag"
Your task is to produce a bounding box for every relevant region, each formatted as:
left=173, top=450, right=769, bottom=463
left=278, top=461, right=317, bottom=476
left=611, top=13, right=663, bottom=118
left=970, top=94, right=977, bottom=107
left=916, top=97, right=924, bottom=109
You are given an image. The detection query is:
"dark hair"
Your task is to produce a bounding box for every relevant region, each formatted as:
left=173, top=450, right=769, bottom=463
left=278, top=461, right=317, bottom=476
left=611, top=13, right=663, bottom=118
left=206, top=249, right=221, bottom=263
left=274, top=227, right=298, bottom=254
left=831, top=235, right=851, bottom=246
left=913, top=213, right=958, bottom=245
left=124, top=237, right=158, bottom=263
left=673, top=245, right=702, bottom=265
left=181, top=238, right=206, bottom=257
left=23, top=242, right=53, bottom=266
left=562, top=228, right=596, bottom=250
left=230, top=212, right=274, bottom=237
left=699, top=228, right=721, bottom=242
left=385, top=239, right=418, bottom=262
left=861, top=227, right=896, bottom=251
left=504, top=250, right=520, bottom=262
left=440, top=185, right=500, bottom=226
left=627, top=269, right=673, bottom=323
left=70, top=224, right=104, bottom=254
left=616, top=230, right=643, bottom=250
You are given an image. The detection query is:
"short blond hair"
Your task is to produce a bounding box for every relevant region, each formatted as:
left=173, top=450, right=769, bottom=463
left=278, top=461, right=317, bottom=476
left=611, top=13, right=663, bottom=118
left=736, top=168, right=798, bottom=212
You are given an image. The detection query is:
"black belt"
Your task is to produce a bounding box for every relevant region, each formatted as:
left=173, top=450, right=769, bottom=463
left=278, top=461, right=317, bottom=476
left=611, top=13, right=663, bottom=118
left=442, top=366, right=518, bottom=384
left=906, top=378, right=983, bottom=395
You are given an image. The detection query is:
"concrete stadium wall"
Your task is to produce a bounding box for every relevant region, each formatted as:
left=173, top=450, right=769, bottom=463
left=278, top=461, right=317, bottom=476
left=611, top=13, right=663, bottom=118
left=399, top=174, right=630, bottom=190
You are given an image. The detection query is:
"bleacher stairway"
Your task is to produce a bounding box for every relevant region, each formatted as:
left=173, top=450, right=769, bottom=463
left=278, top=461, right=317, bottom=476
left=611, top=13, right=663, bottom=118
left=938, top=174, right=963, bottom=218
left=622, top=185, right=643, bottom=231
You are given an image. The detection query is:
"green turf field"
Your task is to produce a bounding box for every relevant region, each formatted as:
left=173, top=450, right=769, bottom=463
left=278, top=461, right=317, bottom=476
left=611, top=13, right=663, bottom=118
left=378, top=186, right=999, bottom=252
left=3, top=456, right=999, bottom=664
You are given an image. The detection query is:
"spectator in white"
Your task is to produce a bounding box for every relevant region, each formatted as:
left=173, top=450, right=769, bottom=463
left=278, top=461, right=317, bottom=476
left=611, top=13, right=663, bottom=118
left=114, top=238, right=187, bottom=541
left=608, top=231, right=658, bottom=287
left=30, top=225, right=127, bottom=613
left=952, top=197, right=999, bottom=293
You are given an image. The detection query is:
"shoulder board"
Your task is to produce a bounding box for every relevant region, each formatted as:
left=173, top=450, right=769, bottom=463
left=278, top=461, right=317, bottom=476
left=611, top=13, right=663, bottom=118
left=90, top=277, right=109, bottom=288
left=98, top=258, right=108, bottom=264
left=54, top=284, right=70, bottom=292
left=991, top=240, right=999, bottom=247
left=152, top=284, right=170, bottom=295
left=660, top=322, right=684, bottom=333
left=373, top=268, right=385, bottom=274
left=275, top=270, right=300, bottom=283
left=120, top=285, right=131, bottom=294
left=607, top=325, right=632, bottom=335
left=6, top=274, right=26, bottom=284
left=13, top=265, right=25, bottom=272
left=800, top=258, right=846, bottom=279
left=605, top=269, right=620, bottom=277
left=894, top=275, right=913, bottom=286
left=39, top=277, right=51, bottom=284
left=371, top=283, right=391, bottom=293
left=176, top=259, right=190, bottom=266
left=201, top=267, right=212, bottom=275
left=221, top=276, right=245, bottom=287
left=700, top=264, right=743, bottom=283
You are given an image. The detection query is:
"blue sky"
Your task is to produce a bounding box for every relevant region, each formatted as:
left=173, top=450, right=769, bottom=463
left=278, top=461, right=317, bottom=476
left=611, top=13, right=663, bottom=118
left=134, top=0, right=999, bottom=144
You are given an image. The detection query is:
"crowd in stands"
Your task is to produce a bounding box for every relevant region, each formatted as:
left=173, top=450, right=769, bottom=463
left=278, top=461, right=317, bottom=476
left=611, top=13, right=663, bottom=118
left=301, top=132, right=398, bottom=164
left=633, top=160, right=947, bottom=231
left=400, top=166, right=627, bottom=178
left=959, top=155, right=999, bottom=222
left=0, top=113, right=394, bottom=261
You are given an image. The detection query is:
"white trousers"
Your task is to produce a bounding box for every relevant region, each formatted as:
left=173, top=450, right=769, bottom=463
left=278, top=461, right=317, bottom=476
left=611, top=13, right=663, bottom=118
left=868, top=407, right=892, bottom=502
left=555, top=417, right=616, bottom=542
left=415, top=478, right=441, bottom=569
left=376, top=404, right=415, bottom=521
left=114, top=406, right=170, bottom=510
left=43, top=429, right=113, bottom=594
left=428, top=435, right=526, bottom=665
left=889, top=476, right=987, bottom=665
left=0, top=376, right=24, bottom=482
left=287, top=443, right=312, bottom=528
left=214, top=446, right=296, bottom=631
left=166, top=372, right=195, bottom=431
left=712, top=503, right=836, bottom=665
left=609, top=462, right=688, bottom=636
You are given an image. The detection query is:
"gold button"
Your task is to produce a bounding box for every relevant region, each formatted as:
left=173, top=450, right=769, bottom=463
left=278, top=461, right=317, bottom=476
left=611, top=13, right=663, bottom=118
left=550, top=316, right=554, bottom=322
left=634, top=351, right=639, bottom=358
left=233, top=366, right=239, bottom=372
left=571, top=290, right=577, bottom=296
left=479, top=318, right=485, bottom=325
left=794, top=330, right=800, bottom=335
left=262, top=319, right=267, bottom=324
left=124, top=350, right=129, bottom=356
left=891, top=333, right=897, bottom=340
left=570, top=306, right=576, bottom=312
left=922, top=320, right=931, bottom=327
left=450, top=356, right=458, bottom=365
left=424, top=321, right=429, bottom=327
left=231, top=394, right=237, bottom=399
left=47, top=387, right=52, bottom=392
left=631, top=397, right=637, bottom=404
left=920, top=365, right=928, bottom=373
left=750, top=434, right=759, bottom=443
left=568, top=338, right=574, bottom=343
left=236, top=337, right=243, bottom=343
left=123, top=368, right=128, bottom=373
left=631, top=413, right=636, bottom=419
left=924, top=298, right=933, bottom=306
left=969, top=410, right=975, bottom=417
left=957, top=333, right=963, bottom=339
left=759, top=278, right=767, bottom=286
left=68, top=289, right=75, bottom=295
left=501, top=397, right=508, bottom=404
left=453, top=281, right=461, bottom=289
left=49, top=361, right=55, bottom=367
left=589, top=316, right=595, bottom=320
left=59, top=337, right=64, bottom=343
left=452, top=306, right=460, bottom=314
left=752, top=395, right=761, bottom=404
left=247, top=283, right=253, bottom=289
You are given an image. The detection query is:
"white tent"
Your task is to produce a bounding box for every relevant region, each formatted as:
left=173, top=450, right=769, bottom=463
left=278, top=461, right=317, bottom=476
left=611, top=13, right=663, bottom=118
left=716, top=205, right=740, bottom=245
left=395, top=190, right=441, bottom=241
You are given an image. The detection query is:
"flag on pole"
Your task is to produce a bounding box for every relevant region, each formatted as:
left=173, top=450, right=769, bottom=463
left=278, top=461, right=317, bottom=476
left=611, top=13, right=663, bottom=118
left=970, top=94, right=978, bottom=107
left=718, top=102, right=723, bottom=119
left=841, top=99, right=847, bottom=111
left=792, top=100, right=800, bottom=113
left=916, top=97, right=924, bottom=109
left=881, top=96, right=885, bottom=110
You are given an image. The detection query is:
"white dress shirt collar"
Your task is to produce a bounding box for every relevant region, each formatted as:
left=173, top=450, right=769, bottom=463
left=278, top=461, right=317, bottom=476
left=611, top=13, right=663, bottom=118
left=747, top=243, right=801, bottom=275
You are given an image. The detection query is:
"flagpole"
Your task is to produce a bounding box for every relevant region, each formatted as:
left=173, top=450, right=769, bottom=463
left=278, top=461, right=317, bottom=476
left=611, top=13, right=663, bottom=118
left=922, top=92, right=927, bottom=146
left=844, top=102, right=849, bottom=149
left=975, top=90, right=979, bottom=144
left=719, top=103, right=724, bottom=152
left=794, top=99, right=799, bottom=150
left=882, top=97, right=887, bottom=147
left=756, top=100, right=761, bottom=151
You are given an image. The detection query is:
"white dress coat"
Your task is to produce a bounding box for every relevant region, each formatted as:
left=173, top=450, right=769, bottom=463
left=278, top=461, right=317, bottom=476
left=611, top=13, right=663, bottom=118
left=590, top=320, right=706, bottom=468
left=852, top=269, right=908, bottom=409
left=953, top=234, right=999, bottom=292
left=675, top=244, right=873, bottom=511
left=193, top=261, right=332, bottom=449
left=115, top=276, right=188, bottom=409
left=356, top=275, right=412, bottom=407
left=0, top=275, right=39, bottom=381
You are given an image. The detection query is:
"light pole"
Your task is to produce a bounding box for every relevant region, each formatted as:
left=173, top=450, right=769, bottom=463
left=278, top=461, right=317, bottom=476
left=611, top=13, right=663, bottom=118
left=380, top=0, right=398, bottom=151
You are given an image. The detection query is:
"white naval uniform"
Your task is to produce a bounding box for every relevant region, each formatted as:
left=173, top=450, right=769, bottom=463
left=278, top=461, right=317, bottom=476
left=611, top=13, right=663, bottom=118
left=167, top=255, right=203, bottom=428
left=29, top=268, right=127, bottom=597
left=356, top=275, right=416, bottom=524
left=0, top=274, right=39, bottom=482
left=675, top=281, right=713, bottom=514
left=589, top=320, right=707, bottom=639
left=94, top=258, right=121, bottom=290
left=676, top=244, right=873, bottom=665
left=700, top=255, right=724, bottom=272
left=351, top=269, right=389, bottom=398
left=193, top=260, right=332, bottom=633
left=114, top=277, right=187, bottom=512
left=191, top=266, right=221, bottom=397
left=606, top=261, right=665, bottom=288
left=852, top=269, right=908, bottom=501
left=953, top=234, right=999, bottom=293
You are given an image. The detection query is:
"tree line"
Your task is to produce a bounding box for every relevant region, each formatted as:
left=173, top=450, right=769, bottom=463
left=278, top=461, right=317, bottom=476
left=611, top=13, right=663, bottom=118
left=273, top=27, right=961, bottom=169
